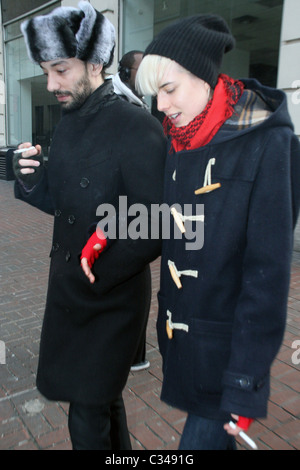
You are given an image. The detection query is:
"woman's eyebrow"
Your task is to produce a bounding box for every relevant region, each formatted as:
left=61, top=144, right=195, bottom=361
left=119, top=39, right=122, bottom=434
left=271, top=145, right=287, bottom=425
left=159, top=81, right=175, bottom=89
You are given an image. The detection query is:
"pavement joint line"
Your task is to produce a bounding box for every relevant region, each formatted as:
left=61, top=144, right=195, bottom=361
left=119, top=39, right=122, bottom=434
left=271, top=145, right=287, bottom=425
left=0, top=386, right=37, bottom=403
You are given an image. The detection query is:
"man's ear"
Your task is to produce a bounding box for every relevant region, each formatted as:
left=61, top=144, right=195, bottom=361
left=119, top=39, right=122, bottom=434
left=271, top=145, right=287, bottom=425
left=89, top=63, right=104, bottom=77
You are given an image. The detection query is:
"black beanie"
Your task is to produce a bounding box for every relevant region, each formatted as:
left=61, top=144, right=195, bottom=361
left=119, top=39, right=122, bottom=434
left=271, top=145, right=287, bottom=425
left=144, top=14, right=235, bottom=88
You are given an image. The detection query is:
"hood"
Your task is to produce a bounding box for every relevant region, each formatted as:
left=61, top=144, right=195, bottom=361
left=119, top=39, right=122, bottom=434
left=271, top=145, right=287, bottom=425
left=218, top=78, right=295, bottom=139
left=111, top=73, right=149, bottom=110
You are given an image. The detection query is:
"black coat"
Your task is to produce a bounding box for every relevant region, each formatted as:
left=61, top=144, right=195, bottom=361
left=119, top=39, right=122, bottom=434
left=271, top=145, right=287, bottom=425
left=15, top=81, right=166, bottom=405
left=157, top=79, right=300, bottom=419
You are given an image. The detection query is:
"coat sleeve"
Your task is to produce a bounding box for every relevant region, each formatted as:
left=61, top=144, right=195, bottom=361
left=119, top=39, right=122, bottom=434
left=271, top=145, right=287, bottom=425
left=14, top=167, right=55, bottom=216
left=220, top=129, right=300, bottom=418
left=90, top=110, right=167, bottom=293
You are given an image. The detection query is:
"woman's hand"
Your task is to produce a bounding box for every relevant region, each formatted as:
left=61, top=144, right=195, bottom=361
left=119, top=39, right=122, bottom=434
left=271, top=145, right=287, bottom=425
left=80, top=231, right=107, bottom=283
left=224, top=414, right=254, bottom=436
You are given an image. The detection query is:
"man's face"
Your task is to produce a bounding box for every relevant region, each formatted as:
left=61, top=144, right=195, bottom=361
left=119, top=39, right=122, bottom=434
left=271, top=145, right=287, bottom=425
left=41, top=57, right=94, bottom=111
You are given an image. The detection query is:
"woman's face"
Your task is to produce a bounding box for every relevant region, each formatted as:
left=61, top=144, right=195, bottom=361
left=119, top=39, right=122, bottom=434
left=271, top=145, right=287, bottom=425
left=156, top=61, right=211, bottom=127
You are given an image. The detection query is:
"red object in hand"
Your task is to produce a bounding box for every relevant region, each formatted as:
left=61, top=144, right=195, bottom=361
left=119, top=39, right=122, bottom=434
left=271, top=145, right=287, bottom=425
left=80, top=230, right=107, bottom=268
left=237, top=416, right=254, bottom=431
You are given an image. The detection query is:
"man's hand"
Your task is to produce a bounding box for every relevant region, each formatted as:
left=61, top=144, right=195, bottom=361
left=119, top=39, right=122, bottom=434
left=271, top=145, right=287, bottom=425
left=80, top=231, right=107, bottom=283
left=13, top=143, right=43, bottom=187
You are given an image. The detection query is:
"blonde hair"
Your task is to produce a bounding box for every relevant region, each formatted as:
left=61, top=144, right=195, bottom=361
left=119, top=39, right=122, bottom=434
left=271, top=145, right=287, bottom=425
left=136, top=55, right=175, bottom=96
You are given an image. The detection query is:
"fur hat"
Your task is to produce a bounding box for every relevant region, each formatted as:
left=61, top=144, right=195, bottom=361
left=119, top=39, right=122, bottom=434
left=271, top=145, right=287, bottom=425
left=21, top=1, right=115, bottom=66
left=144, top=14, right=235, bottom=88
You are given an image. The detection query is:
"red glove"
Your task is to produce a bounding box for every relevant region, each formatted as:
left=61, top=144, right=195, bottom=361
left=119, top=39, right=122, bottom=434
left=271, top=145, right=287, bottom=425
left=237, top=416, right=254, bottom=431
left=80, top=230, right=107, bottom=268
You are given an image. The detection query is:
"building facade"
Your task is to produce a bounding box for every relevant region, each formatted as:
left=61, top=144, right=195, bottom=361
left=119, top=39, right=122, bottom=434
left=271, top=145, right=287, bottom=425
left=0, top=0, right=299, bottom=152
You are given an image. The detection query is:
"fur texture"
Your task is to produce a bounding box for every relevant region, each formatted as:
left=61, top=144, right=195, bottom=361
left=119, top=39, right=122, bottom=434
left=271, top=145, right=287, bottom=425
left=21, top=1, right=115, bottom=66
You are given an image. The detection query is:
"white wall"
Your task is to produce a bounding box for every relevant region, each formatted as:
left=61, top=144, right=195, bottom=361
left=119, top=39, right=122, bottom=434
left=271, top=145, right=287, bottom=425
left=277, top=0, right=300, bottom=137
left=122, top=0, right=154, bottom=54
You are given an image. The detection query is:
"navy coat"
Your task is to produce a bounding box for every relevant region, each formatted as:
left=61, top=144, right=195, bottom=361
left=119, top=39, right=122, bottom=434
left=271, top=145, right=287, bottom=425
left=157, top=79, right=300, bottom=419
left=15, top=81, right=166, bottom=405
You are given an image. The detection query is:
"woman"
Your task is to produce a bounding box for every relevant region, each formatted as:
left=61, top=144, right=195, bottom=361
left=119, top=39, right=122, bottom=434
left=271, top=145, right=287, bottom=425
left=135, top=15, right=300, bottom=449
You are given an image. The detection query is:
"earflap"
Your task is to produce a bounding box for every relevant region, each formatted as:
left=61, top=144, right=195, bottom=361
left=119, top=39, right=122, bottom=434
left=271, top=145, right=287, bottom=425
left=76, top=1, right=115, bottom=65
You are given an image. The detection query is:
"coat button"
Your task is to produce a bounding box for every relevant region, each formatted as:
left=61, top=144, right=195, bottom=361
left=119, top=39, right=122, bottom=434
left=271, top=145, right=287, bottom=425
left=238, top=377, right=251, bottom=389
left=68, top=215, right=76, bottom=224
left=55, top=209, right=61, bottom=217
left=80, top=177, right=90, bottom=188
left=65, top=251, right=71, bottom=262
left=52, top=242, right=59, bottom=252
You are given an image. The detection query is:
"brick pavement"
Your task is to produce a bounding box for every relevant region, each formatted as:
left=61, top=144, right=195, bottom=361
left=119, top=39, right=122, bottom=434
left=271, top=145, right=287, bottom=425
left=0, top=179, right=299, bottom=450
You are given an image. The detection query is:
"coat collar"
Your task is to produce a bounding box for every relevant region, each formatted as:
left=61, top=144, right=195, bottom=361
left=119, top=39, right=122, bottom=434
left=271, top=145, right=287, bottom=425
left=79, top=79, right=118, bottom=117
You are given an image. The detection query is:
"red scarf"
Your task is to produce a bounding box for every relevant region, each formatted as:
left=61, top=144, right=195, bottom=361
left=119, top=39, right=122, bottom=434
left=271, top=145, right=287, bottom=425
left=163, top=74, right=244, bottom=153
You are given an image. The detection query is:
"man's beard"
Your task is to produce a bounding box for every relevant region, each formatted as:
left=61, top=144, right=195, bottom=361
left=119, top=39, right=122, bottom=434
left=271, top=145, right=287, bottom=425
left=54, top=72, right=94, bottom=111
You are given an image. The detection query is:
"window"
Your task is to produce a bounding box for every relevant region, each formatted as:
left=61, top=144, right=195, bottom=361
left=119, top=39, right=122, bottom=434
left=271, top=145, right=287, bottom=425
left=122, top=0, right=283, bottom=87
left=4, top=3, right=61, bottom=154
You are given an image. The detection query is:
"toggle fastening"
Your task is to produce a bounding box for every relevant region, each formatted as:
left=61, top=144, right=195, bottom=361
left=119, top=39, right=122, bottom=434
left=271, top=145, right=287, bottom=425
left=195, top=182, right=221, bottom=195
left=195, top=158, right=221, bottom=195
left=171, top=207, right=204, bottom=234
left=166, top=310, right=189, bottom=339
left=171, top=207, right=186, bottom=233
left=168, top=260, right=198, bottom=289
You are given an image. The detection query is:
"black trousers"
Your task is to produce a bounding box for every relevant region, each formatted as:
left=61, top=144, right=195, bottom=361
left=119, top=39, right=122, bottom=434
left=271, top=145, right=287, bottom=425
left=68, top=395, right=132, bottom=450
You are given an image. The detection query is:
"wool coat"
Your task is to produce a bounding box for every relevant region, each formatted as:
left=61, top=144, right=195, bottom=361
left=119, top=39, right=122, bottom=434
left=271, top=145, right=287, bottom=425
left=15, top=80, right=166, bottom=405
left=157, top=78, right=300, bottom=420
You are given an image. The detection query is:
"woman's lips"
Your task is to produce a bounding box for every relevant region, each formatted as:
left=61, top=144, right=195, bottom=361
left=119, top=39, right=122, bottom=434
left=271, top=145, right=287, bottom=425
left=168, top=112, right=181, bottom=125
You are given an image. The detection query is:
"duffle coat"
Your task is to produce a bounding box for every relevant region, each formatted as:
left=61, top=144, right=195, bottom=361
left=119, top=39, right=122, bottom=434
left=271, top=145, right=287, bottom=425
left=157, top=78, right=300, bottom=419
left=15, top=80, right=166, bottom=405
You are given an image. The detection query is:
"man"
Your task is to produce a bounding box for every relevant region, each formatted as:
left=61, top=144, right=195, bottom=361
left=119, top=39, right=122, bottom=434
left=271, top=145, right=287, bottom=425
left=13, top=1, right=166, bottom=450
left=112, top=50, right=149, bottom=110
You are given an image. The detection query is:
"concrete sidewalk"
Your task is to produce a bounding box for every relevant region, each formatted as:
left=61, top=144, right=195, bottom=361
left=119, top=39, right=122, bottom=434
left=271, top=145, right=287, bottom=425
left=0, top=179, right=299, bottom=450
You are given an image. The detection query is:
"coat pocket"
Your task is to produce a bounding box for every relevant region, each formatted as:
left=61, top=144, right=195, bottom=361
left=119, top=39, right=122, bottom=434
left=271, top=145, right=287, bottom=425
left=192, top=318, right=233, bottom=395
